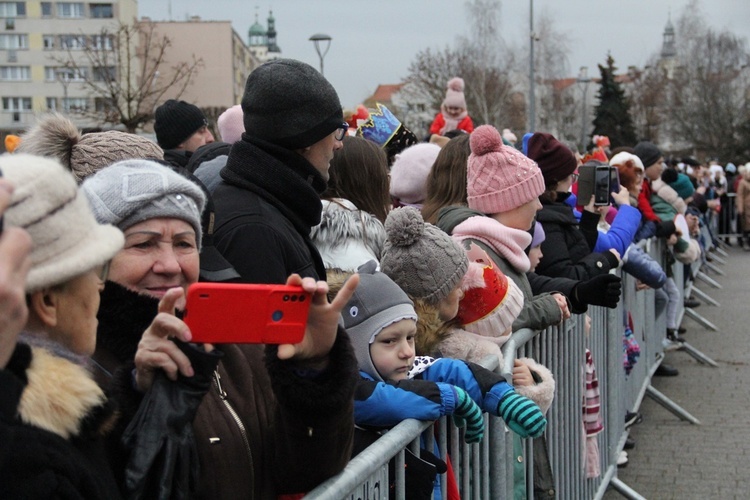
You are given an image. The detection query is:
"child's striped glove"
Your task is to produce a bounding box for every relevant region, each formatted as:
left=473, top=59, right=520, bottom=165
left=497, top=392, right=547, bottom=438
left=451, top=386, right=484, bottom=443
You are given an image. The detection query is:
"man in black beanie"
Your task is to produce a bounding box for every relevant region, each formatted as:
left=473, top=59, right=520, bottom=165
left=154, top=99, right=215, bottom=169
left=211, top=59, right=348, bottom=284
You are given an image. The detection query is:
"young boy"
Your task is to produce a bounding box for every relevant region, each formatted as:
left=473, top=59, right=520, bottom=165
left=343, top=261, right=546, bottom=440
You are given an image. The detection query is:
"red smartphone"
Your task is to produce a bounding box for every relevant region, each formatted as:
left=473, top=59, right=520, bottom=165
left=184, top=283, right=311, bottom=344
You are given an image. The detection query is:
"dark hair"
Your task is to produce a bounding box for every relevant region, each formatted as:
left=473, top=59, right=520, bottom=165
left=421, top=134, right=471, bottom=224
left=322, top=136, right=390, bottom=223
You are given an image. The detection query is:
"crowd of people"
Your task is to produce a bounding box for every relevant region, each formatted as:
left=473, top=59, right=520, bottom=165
left=0, top=58, right=742, bottom=499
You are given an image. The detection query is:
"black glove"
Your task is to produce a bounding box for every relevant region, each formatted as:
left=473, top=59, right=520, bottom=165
left=655, top=220, right=677, bottom=238
left=574, top=273, right=622, bottom=308
left=121, top=340, right=223, bottom=500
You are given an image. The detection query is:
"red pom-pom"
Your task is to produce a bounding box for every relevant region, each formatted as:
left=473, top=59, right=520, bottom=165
left=470, top=125, right=503, bottom=156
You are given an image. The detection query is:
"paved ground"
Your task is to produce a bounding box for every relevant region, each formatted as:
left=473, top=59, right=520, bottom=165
left=603, top=245, right=750, bottom=499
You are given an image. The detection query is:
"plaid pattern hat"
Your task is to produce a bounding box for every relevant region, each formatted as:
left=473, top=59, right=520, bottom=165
left=381, top=207, right=468, bottom=304
left=154, top=100, right=208, bottom=150
left=1, top=153, right=123, bottom=292
left=82, top=159, right=206, bottom=247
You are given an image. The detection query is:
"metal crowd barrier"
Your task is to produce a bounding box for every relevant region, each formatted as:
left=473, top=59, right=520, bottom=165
left=305, top=237, right=720, bottom=500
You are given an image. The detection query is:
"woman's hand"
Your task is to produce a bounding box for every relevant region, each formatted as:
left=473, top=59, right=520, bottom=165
left=134, top=288, right=196, bottom=392
left=276, top=273, right=360, bottom=369
left=611, top=186, right=630, bottom=207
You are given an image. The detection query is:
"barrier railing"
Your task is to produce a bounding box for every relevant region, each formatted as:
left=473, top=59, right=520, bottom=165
left=305, top=236, right=719, bottom=499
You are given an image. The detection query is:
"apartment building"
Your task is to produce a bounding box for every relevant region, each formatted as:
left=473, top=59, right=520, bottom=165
left=0, top=0, right=137, bottom=137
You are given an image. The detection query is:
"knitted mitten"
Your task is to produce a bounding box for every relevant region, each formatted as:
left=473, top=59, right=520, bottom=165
left=497, top=392, right=547, bottom=438
left=451, top=386, right=484, bottom=444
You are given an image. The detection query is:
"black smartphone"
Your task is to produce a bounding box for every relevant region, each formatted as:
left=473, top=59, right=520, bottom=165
left=594, top=165, right=611, bottom=205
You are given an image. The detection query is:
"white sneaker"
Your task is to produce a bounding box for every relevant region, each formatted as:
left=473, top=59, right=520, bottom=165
left=617, top=450, right=628, bottom=467
left=662, top=338, right=683, bottom=352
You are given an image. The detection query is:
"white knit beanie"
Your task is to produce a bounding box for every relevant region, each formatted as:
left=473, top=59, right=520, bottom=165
left=443, top=77, right=467, bottom=110
left=1, top=153, right=124, bottom=292
left=389, top=143, right=441, bottom=207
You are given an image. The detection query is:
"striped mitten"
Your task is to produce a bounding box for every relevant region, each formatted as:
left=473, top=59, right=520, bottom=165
left=497, top=392, right=547, bottom=438
left=451, top=386, right=484, bottom=443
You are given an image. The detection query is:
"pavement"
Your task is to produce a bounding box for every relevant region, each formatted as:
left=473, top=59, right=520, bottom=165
left=603, top=244, right=750, bottom=499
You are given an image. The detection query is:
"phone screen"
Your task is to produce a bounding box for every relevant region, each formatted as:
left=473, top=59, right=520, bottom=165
left=594, top=167, right=610, bottom=205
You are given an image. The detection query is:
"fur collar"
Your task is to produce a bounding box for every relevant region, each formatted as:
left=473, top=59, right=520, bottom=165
left=11, top=343, right=116, bottom=440
left=452, top=216, right=532, bottom=272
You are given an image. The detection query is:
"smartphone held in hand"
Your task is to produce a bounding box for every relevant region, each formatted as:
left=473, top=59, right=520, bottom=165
left=184, top=283, right=311, bottom=344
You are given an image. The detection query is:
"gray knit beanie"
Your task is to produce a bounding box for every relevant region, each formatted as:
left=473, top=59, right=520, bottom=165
left=633, top=141, right=663, bottom=169
left=381, top=207, right=469, bottom=304
left=343, top=261, right=417, bottom=382
left=242, top=58, right=344, bottom=149
left=81, top=159, right=206, bottom=247
left=1, top=153, right=124, bottom=292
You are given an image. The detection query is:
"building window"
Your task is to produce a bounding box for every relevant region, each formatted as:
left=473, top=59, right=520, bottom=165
left=57, top=2, right=84, bottom=18
left=43, top=35, right=55, bottom=49
left=47, top=66, right=87, bottom=82
left=89, top=3, right=112, bottom=18
left=2, top=97, right=32, bottom=112
left=91, top=34, right=113, bottom=50
left=0, top=65, right=30, bottom=80
left=0, top=34, right=28, bottom=50
left=46, top=97, right=57, bottom=110
left=0, top=2, right=26, bottom=17
left=60, top=35, right=86, bottom=50
left=93, top=65, right=115, bottom=81
left=62, top=97, right=88, bottom=112
left=94, top=97, right=115, bottom=113
left=41, top=2, right=51, bottom=16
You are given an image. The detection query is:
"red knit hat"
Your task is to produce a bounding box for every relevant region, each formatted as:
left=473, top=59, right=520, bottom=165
left=455, top=243, right=524, bottom=337
left=526, top=132, right=577, bottom=186
left=467, top=125, right=544, bottom=214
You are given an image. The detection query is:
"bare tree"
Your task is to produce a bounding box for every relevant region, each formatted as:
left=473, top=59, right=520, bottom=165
left=404, top=0, right=520, bottom=129
left=626, top=60, right=670, bottom=143
left=666, top=0, right=750, bottom=160
left=52, top=20, right=202, bottom=132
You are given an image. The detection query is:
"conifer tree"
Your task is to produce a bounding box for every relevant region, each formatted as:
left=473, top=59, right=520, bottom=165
left=591, top=54, right=637, bottom=148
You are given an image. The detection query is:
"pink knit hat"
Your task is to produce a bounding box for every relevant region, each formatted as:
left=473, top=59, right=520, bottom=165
left=443, top=77, right=467, bottom=110
left=217, top=104, right=245, bottom=144
left=467, top=125, right=545, bottom=214
left=456, top=244, right=524, bottom=337
left=389, top=142, right=441, bottom=207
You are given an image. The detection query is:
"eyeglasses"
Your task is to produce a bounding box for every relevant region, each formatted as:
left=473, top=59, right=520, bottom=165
left=334, top=123, right=349, bottom=141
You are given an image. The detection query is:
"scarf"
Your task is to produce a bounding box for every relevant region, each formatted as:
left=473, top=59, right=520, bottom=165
left=222, top=135, right=325, bottom=235
left=439, top=106, right=468, bottom=135
left=452, top=216, right=532, bottom=272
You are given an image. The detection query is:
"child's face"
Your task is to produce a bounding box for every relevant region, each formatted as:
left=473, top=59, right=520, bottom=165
left=528, top=245, right=543, bottom=272
left=370, top=319, right=417, bottom=382
left=437, top=285, right=464, bottom=322
left=445, top=106, right=464, bottom=118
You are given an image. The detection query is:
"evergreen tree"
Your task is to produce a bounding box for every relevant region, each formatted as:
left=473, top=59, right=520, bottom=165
left=591, top=54, right=637, bottom=149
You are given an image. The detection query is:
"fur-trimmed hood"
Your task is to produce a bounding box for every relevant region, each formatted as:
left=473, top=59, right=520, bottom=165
left=8, top=343, right=117, bottom=440
left=311, top=198, right=386, bottom=272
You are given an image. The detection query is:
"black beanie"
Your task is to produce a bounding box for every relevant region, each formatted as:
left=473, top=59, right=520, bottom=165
left=242, top=59, right=343, bottom=150
left=633, top=141, right=662, bottom=169
left=154, top=100, right=207, bottom=150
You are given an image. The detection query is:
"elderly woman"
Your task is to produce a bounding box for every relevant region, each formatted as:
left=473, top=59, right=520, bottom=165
left=0, top=154, right=124, bottom=498
left=83, top=159, right=358, bottom=499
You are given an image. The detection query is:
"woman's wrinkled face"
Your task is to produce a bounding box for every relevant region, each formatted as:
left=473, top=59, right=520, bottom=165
left=108, top=218, right=199, bottom=298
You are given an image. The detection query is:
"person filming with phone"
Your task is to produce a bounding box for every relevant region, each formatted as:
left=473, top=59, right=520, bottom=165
left=82, top=159, right=359, bottom=499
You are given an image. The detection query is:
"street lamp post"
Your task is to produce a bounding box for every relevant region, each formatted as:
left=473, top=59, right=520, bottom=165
left=577, top=66, right=592, bottom=151
left=55, top=66, right=72, bottom=113
left=308, top=33, right=332, bottom=76
left=528, top=0, right=536, bottom=132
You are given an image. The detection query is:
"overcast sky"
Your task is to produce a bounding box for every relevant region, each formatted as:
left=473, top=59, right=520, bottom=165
left=140, top=0, right=750, bottom=109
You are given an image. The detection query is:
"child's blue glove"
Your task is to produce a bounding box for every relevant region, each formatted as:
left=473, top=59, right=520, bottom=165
left=497, top=392, right=547, bottom=438
left=451, top=386, right=484, bottom=443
